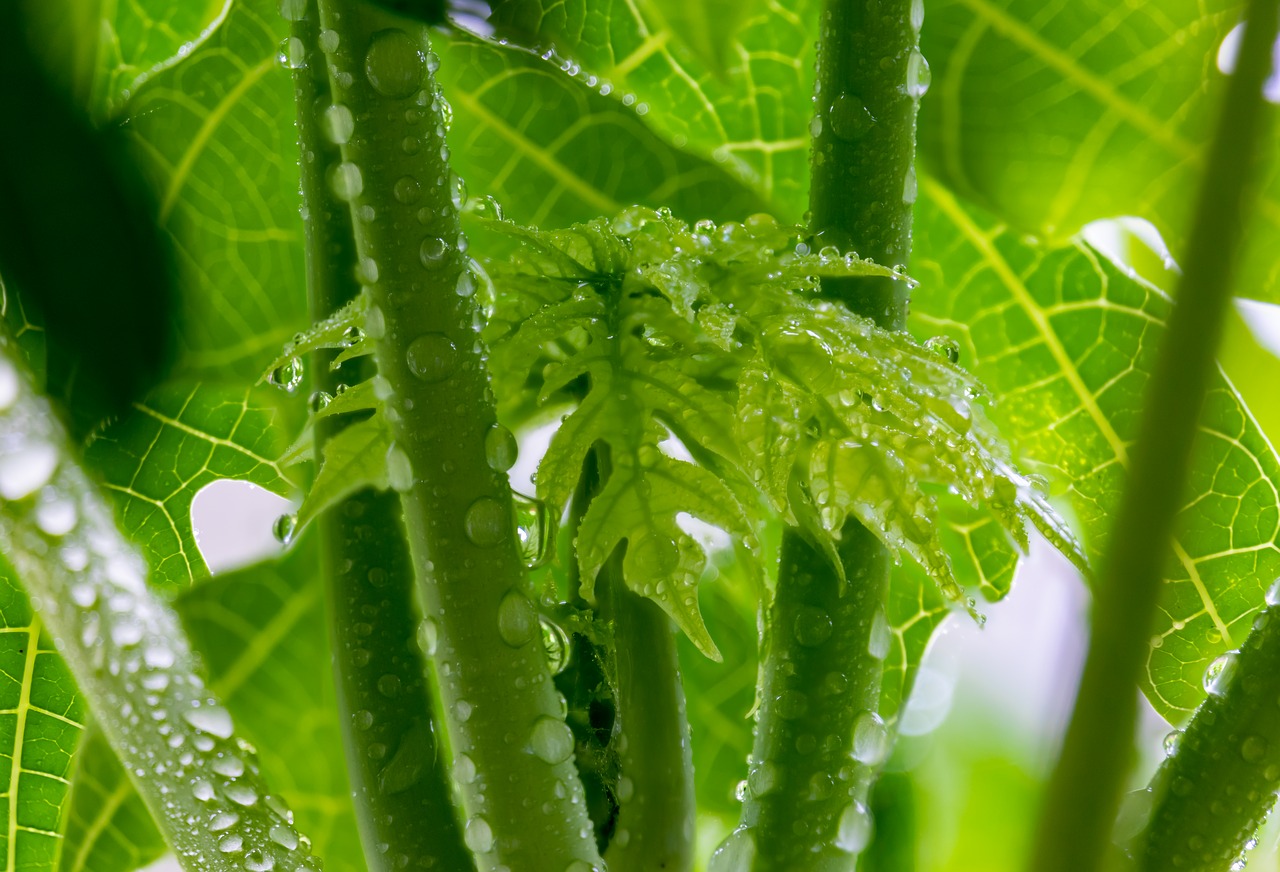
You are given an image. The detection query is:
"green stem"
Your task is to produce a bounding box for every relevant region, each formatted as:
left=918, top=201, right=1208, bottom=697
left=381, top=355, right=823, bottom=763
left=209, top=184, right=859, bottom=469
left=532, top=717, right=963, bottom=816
left=312, top=3, right=602, bottom=869
left=0, top=337, right=316, bottom=872
left=723, top=1, right=923, bottom=868
left=598, top=538, right=696, bottom=871
left=1027, top=2, right=1280, bottom=870
left=288, top=7, right=471, bottom=870
left=1139, top=599, right=1280, bottom=871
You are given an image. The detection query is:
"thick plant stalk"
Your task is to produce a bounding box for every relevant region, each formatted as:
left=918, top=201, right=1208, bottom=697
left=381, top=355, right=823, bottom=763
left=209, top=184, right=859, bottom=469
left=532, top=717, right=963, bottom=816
left=1027, top=1, right=1280, bottom=870
left=1140, top=597, right=1280, bottom=870
left=287, top=6, right=471, bottom=870
left=719, top=1, right=923, bottom=868
left=311, top=2, right=603, bottom=869
left=0, top=337, right=316, bottom=872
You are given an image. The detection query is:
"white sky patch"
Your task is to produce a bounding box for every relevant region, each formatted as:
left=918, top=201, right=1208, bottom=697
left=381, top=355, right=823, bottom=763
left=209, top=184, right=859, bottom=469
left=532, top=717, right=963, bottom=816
left=191, top=479, right=293, bottom=574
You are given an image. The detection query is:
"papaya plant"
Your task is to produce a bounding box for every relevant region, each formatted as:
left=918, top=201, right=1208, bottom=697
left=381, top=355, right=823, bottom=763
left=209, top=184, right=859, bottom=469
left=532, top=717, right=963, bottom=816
left=1, top=0, right=1280, bottom=871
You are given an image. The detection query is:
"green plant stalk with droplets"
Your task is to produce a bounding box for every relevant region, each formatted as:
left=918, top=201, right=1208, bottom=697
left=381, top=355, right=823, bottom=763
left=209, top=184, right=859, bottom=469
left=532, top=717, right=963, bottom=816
left=0, top=340, right=319, bottom=872
left=719, top=0, right=922, bottom=867
left=307, top=1, right=603, bottom=868
left=287, top=7, right=471, bottom=870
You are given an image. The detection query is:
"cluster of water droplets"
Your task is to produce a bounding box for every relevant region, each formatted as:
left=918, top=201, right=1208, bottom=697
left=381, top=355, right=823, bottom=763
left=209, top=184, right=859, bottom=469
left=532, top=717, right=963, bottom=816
left=0, top=345, right=317, bottom=871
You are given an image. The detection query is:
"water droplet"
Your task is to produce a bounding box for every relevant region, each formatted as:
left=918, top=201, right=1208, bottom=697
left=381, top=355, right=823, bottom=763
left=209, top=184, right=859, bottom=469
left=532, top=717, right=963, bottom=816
left=277, top=36, right=306, bottom=69
left=924, top=335, right=960, bottom=364
left=529, top=716, right=575, bottom=763
left=386, top=445, right=413, bottom=492
left=394, top=176, right=422, bottom=204
left=418, top=618, right=439, bottom=655
left=498, top=591, right=538, bottom=647
left=453, top=753, right=477, bottom=784
left=224, top=783, right=259, bottom=806
left=469, top=195, right=505, bottom=220
left=319, top=29, right=339, bottom=53
left=868, top=608, right=891, bottom=660
left=794, top=606, right=833, bottom=647
left=245, top=851, right=275, bottom=872
left=513, top=492, right=551, bottom=567
left=278, top=0, right=308, bottom=20
left=828, top=94, right=874, bottom=141
left=323, top=104, right=355, bottom=144
left=183, top=704, right=234, bottom=739
left=836, top=801, right=873, bottom=853
left=193, top=779, right=216, bottom=801
left=910, top=0, right=924, bottom=30
left=709, top=828, right=756, bottom=872
left=365, top=29, right=426, bottom=99
left=211, top=811, right=240, bottom=832
left=420, top=236, right=450, bottom=268
left=631, top=533, right=679, bottom=577
left=616, top=776, right=635, bottom=802
left=1243, top=735, right=1268, bottom=763
left=853, top=711, right=890, bottom=765
left=309, top=391, right=332, bottom=413
left=464, top=817, right=494, bottom=853
left=330, top=162, right=364, bottom=201
left=1163, top=730, right=1183, bottom=756
left=1205, top=652, right=1238, bottom=695
left=35, top=498, right=76, bottom=537
left=272, top=513, right=297, bottom=546
left=406, top=333, right=457, bottom=382
left=0, top=445, right=59, bottom=501
left=454, top=700, right=473, bottom=722
left=377, top=674, right=402, bottom=697
left=268, top=357, right=304, bottom=392
left=906, top=50, right=931, bottom=98
left=357, top=257, right=380, bottom=285
left=354, top=710, right=374, bottom=730
left=269, top=825, right=298, bottom=850
left=903, top=164, right=918, bottom=205
left=485, top=424, right=518, bottom=472
left=0, top=359, right=18, bottom=411
left=1267, top=576, right=1280, bottom=606
left=541, top=617, right=571, bottom=674
left=213, top=755, right=245, bottom=777
left=465, top=497, right=508, bottom=547
left=747, top=762, right=777, bottom=797
left=219, top=834, right=244, bottom=853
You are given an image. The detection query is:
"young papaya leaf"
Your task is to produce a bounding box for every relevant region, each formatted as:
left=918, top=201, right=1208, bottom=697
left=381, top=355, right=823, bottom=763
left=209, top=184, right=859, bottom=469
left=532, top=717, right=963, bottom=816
left=122, top=0, right=308, bottom=380
left=911, top=176, right=1280, bottom=723
left=82, top=382, right=293, bottom=590
left=293, top=414, right=394, bottom=534
left=436, top=34, right=768, bottom=227
left=0, top=341, right=320, bottom=872
left=487, top=0, right=817, bottom=219
left=918, top=0, right=1280, bottom=304
left=0, top=556, right=85, bottom=872
left=58, top=727, right=166, bottom=872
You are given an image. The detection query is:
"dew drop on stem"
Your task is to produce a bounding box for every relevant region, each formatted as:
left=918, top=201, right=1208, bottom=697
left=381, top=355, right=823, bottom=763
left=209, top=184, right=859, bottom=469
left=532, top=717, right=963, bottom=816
left=529, top=715, right=575, bottom=764
left=484, top=423, right=518, bottom=472
left=278, top=0, right=308, bottom=20
left=1204, top=651, right=1239, bottom=695
left=464, top=497, right=508, bottom=547
left=497, top=590, right=538, bottom=647
left=828, top=94, right=874, bottom=141
left=405, top=333, right=457, bottom=382
left=419, top=237, right=449, bottom=269
left=464, top=817, right=494, bottom=853
left=906, top=49, right=932, bottom=98
left=323, top=105, right=355, bottom=144
left=329, top=162, right=364, bottom=201
left=365, top=29, right=426, bottom=99
left=836, top=802, right=873, bottom=853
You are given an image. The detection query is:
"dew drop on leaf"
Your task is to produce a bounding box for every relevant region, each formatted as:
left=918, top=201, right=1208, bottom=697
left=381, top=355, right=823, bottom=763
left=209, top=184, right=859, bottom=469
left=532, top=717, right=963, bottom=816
left=529, top=715, right=575, bottom=764
left=276, top=36, right=306, bottom=69
left=224, top=783, right=259, bottom=807
left=269, top=825, right=298, bottom=851
left=497, top=590, right=538, bottom=647
left=183, top=704, right=235, bottom=739
left=828, top=94, right=874, bottom=141
left=406, top=333, right=457, bottom=382
left=268, top=357, right=304, bottom=393
left=616, top=776, right=635, bottom=802
left=465, top=497, right=508, bottom=547
left=924, top=335, right=961, bottom=364
left=1163, top=730, right=1182, bottom=756
left=210, top=812, right=240, bottom=832
left=35, top=498, right=77, bottom=537
left=484, top=424, right=518, bottom=472
left=417, top=618, right=439, bottom=656
left=212, top=755, right=246, bottom=778
left=193, top=779, right=216, bottom=801
left=323, top=105, right=355, bottom=145
left=219, top=834, right=244, bottom=854
left=1266, top=576, right=1280, bottom=606
left=244, top=851, right=275, bottom=872
left=364, top=29, right=426, bottom=99
left=0, top=445, right=59, bottom=500
left=464, top=817, right=494, bottom=853
left=540, top=616, right=571, bottom=675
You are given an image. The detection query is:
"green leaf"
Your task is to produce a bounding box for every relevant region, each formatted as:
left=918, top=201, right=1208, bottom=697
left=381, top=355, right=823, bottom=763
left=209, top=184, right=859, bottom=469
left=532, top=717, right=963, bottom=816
left=918, top=0, right=1280, bottom=304
left=488, top=0, right=817, bottom=218
left=437, top=34, right=767, bottom=227
left=294, top=414, right=394, bottom=533
left=83, top=382, right=293, bottom=590
left=123, top=0, right=307, bottom=378
left=911, top=177, right=1280, bottom=722
left=58, top=728, right=165, bottom=872
left=0, top=557, right=85, bottom=872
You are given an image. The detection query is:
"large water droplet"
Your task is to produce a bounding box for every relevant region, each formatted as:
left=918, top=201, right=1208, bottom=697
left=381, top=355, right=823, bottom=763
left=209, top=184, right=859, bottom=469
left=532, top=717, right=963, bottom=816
left=1266, top=576, right=1280, bottom=606
left=323, top=104, right=355, bottom=144
left=529, top=716, right=575, bottom=764
left=906, top=50, right=932, bottom=98
left=212, top=755, right=246, bottom=777
left=747, top=762, right=777, bottom=797
left=709, top=828, right=756, bottom=872
left=183, top=704, right=234, bottom=739
left=464, top=817, right=494, bottom=853
left=273, top=514, right=297, bottom=545
left=224, top=783, right=259, bottom=806
left=836, top=801, right=873, bottom=853
left=244, top=851, right=275, bottom=872
left=853, top=711, right=890, bottom=765
left=35, top=496, right=76, bottom=537
left=910, top=0, right=924, bottom=30
left=386, top=445, right=414, bottom=493
left=464, top=497, right=507, bottom=547
left=268, top=357, right=304, bottom=392
left=406, top=333, right=457, bottom=382
left=277, top=36, right=306, bottom=69
left=924, top=335, right=960, bottom=364
left=0, top=358, right=18, bottom=411
left=903, top=164, right=918, bottom=205
left=1205, top=652, right=1238, bottom=695
left=394, top=176, right=422, bottom=205
left=193, top=778, right=216, bottom=801
left=484, top=424, right=518, bottom=472
left=541, top=617, right=571, bottom=674
left=365, top=29, right=426, bottom=99
left=453, top=753, right=477, bottom=784
left=1163, top=730, right=1183, bottom=756
left=829, top=94, right=874, bottom=141
left=330, top=162, right=364, bottom=202
left=417, top=617, right=439, bottom=656
left=868, top=608, right=891, bottom=660
left=420, top=237, right=449, bottom=269
left=513, top=492, right=551, bottom=567
left=269, top=825, right=298, bottom=851
left=278, top=0, right=308, bottom=20
left=0, top=445, right=59, bottom=501
left=319, top=29, right=339, bottom=53
left=219, top=834, right=244, bottom=853
left=498, top=591, right=538, bottom=647
left=210, top=811, right=240, bottom=832
left=794, top=606, right=833, bottom=647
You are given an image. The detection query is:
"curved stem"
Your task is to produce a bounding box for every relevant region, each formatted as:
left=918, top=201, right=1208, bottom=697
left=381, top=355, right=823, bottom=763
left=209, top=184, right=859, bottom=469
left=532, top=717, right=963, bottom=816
left=312, top=3, right=603, bottom=869
left=723, top=1, right=922, bottom=868
left=1140, top=599, right=1280, bottom=871
left=288, top=8, right=471, bottom=870
left=1027, top=1, right=1280, bottom=869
